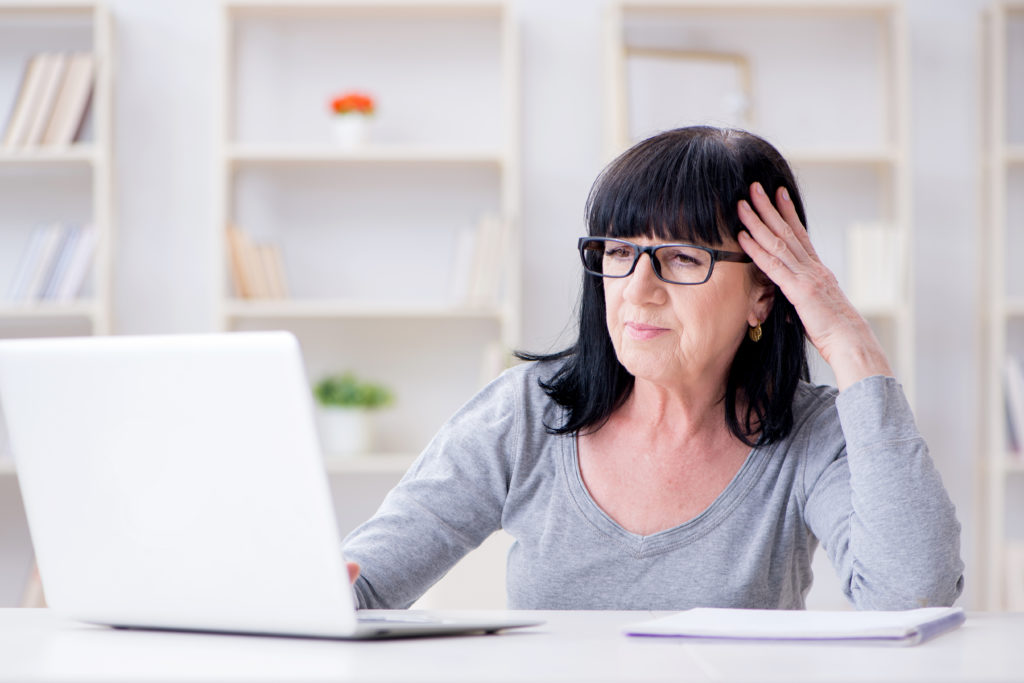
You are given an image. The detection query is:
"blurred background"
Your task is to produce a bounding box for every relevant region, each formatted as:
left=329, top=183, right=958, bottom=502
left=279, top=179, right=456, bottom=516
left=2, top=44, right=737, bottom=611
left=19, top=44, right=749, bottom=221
left=0, top=0, right=1015, bottom=613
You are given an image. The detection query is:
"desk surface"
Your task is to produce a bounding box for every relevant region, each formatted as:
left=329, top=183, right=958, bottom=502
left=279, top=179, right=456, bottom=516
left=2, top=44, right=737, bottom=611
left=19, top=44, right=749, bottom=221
left=0, top=609, right=1021, bottom=683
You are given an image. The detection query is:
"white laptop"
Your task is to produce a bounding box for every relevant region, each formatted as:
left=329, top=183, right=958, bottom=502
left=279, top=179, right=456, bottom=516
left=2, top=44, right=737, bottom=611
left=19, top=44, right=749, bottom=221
left=0, top=331, right=540, bottom=639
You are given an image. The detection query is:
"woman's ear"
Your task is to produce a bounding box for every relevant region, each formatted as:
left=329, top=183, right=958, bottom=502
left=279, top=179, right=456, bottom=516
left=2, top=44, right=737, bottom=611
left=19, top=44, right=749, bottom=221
left=748, top=269, right=775, bottom=327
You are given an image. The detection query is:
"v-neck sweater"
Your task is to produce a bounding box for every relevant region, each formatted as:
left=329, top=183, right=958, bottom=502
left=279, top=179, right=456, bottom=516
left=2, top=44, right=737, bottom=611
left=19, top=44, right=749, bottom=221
left=343, top=361, right=964, bottom=610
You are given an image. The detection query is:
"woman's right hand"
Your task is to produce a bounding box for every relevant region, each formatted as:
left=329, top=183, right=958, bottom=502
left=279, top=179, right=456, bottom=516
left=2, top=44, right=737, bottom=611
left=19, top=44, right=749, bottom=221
left=347, top=561, right=360, bottom=585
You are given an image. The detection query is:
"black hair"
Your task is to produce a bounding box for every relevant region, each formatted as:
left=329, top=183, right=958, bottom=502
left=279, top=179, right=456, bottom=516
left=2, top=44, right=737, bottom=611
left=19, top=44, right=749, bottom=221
left=518, top=126, right=809, bottom=446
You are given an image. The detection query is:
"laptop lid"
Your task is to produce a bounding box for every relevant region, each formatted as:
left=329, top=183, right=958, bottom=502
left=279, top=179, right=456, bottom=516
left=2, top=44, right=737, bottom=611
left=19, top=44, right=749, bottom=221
left=0, top=331, right=363, bottom=636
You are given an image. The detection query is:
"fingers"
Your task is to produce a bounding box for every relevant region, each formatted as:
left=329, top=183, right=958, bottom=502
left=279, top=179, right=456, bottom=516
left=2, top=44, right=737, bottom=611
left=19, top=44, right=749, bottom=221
left=772, top=185, right=818, bottom=259
left=347, top=561, right=360, bottom=585
left=738, top=182, right=810, bottom=269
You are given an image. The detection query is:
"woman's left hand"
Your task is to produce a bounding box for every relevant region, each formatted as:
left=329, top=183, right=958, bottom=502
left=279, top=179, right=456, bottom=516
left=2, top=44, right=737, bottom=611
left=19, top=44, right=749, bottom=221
left=736, top=182, right=893, bottom=391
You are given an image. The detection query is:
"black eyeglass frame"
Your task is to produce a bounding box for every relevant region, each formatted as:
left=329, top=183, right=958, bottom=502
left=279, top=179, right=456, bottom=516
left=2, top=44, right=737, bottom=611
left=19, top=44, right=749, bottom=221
left=577, top=237, right=753, bottom=286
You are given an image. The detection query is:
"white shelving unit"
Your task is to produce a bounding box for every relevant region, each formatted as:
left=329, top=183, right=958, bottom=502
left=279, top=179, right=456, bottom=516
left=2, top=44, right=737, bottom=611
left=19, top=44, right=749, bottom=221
left=604, top=0, right=913, bottom=398
left=217, top=1, right=519, bottom=610
left=0, top=1, right=112, bottom=607
left=217, top=1, right=520, bottom=463
left=983, top=0, right=1024, bottom=611
left=0, top=2, right=113, bottom=345
left=218, top=3, right=518, bottom=456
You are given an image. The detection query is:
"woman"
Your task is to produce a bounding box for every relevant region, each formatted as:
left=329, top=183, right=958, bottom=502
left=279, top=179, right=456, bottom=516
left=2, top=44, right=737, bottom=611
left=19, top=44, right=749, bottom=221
left=342, top=126, right=963, bottom=610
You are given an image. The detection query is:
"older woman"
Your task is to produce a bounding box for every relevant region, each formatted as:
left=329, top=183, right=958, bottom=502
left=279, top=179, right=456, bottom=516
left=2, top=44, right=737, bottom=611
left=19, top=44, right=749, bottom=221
left=342, top=126, right=964, bottom=610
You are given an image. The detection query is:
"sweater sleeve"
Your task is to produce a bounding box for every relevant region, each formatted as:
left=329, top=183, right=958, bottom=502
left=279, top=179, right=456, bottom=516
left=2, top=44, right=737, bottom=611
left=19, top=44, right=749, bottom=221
left=802, top=375, right=964, bottom=609
left=341, top=368, right=523, bottom=609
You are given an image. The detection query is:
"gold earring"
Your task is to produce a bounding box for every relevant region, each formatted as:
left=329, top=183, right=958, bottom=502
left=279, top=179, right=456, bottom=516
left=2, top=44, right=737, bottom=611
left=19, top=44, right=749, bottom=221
left=748, top=322, right=763, bottom=343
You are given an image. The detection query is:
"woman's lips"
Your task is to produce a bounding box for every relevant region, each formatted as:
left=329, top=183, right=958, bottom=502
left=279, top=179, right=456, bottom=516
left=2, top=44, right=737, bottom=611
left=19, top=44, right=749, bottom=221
left=625, top=321, right=669, bottom=340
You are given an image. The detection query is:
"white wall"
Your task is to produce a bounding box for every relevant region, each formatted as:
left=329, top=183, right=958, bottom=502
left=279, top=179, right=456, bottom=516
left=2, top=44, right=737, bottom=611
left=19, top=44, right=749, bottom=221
left=1, top=0, right=990, bottom=608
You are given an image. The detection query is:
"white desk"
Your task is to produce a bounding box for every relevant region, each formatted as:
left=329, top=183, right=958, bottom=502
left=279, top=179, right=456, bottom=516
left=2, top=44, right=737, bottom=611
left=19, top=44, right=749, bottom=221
left=0, top=609, right=1020, bottom=683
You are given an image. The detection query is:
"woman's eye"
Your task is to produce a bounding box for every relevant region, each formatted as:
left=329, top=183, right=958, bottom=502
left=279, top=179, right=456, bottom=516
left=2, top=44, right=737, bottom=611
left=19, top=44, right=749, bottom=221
left=671, top=253, right=700, bottom=266
left=605, top=246, right=633, bottom=259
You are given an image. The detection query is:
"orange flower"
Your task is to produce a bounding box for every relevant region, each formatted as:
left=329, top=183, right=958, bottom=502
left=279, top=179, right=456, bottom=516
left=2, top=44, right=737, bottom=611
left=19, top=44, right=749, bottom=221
left=330, top=91, right=375, bottom=115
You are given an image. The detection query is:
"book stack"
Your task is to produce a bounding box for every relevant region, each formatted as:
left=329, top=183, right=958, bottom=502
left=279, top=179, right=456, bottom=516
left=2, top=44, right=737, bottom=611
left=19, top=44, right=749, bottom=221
left=1, top=52, right=95, bottom=149
left=226, top=225, right=289, bottom=299
left=450, top=213, right=505, bottom=309
left=6, top=223, right=96, bottom=304
left=846, top=222, right=903, bottom=311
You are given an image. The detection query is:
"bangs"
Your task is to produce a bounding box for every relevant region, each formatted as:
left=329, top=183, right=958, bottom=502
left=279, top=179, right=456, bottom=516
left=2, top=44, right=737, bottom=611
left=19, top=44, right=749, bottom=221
left=585, top=129, right=746, bottom=246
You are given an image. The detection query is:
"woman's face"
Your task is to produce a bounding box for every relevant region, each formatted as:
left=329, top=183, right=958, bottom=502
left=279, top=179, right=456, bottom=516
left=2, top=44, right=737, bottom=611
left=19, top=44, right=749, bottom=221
left=603, top=235, right=773, bottom=391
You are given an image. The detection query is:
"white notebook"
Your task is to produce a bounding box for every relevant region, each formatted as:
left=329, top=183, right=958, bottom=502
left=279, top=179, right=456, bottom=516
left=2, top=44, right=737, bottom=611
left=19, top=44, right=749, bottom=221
left=625, top=607, right=965, bottom=646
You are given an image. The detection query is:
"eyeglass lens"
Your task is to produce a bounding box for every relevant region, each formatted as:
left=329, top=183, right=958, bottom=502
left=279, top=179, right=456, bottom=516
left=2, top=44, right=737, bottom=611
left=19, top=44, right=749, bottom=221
left=580, top=239, right=713, bottom=285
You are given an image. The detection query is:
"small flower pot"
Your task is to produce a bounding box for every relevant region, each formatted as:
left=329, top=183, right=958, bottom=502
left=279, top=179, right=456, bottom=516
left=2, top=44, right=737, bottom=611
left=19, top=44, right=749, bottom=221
left=331, top=115, right=369, bottom=149
left=318, top=406, right=372, bottom=456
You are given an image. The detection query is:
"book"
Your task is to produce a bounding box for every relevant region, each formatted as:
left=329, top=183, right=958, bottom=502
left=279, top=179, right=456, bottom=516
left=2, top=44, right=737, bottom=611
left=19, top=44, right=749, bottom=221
left=847, top=222, right=902, bottom=310
left=464, top=212, right=504, bottom=309
left=53, top=224, right=96, bottom=302
left=41, top=52, right=95, bottom=146
left=19, top=223, right=66, bottom=302
left=1006, top=355, right=1024, bottom=455
left=449, top=224, right=478, bottom=305
left=625, top=607, right=965, bottom=646
left=6, top=225, right=49, bottom=302
left=2, top=54, right=49, bottom=149
left=226, top=225, right=255, bottom=298
left=259, top=243, right=289, bottom=299
left=22, top=53, right=68, bottom=147
left=40, top=224, right=82, bottom=300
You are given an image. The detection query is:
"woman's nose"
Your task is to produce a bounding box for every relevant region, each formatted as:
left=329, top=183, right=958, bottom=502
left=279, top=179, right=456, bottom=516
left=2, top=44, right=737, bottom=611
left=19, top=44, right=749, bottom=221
left=623, top=252, right=665, bottom=302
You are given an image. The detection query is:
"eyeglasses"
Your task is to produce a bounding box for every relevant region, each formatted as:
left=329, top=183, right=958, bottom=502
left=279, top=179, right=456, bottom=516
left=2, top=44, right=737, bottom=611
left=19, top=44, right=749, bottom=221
left=578, top=237, right=753, bottom=285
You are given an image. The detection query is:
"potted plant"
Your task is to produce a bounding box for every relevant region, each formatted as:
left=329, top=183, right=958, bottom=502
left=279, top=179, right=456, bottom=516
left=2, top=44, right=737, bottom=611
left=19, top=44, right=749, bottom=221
left=328, top=90, right=375, bottom=148
left=313, top=372, right=393, bottom=456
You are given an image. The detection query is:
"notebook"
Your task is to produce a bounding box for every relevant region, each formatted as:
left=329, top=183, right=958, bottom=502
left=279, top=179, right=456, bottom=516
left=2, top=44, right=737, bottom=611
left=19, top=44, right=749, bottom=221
left=625, top=607, right=965, bottom=646
left=0, top=331, right=541, bottom=639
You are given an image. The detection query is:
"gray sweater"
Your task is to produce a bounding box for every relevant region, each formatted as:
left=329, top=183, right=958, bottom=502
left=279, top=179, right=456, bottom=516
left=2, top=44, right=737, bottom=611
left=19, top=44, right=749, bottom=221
left=343, top=362, right=964, bottom=610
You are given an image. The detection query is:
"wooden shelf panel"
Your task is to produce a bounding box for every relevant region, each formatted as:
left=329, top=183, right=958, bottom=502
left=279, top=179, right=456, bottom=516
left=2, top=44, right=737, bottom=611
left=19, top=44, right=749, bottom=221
left=226, top=145, right=505, bottom=166
left=784, top=147, right=900, bottom=166
left=224, top=299, right=504, bottom=320
left=0, top=146, right=97, bottom=166
left=225, top=2, right=505, bottom=18
left=1005, top=146, right=1024, bottom=164
left=0, top=301, right=98, bottom=319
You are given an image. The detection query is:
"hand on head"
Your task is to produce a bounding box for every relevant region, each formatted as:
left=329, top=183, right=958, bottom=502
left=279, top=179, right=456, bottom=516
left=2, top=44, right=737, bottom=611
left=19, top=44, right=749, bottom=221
left=736, top=182, right=893, bottom=389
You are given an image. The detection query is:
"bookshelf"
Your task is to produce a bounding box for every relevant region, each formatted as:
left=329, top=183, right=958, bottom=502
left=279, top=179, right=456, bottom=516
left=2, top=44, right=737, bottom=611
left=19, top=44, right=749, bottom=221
left=0, top=0, right=112, bottom=609
left=218, top=0, right=519, bottom=467
left=984, top=0, right=1024, bottom=611
left=604, top=0, right=913, bottom=399
left=0, top=2, right=112, bottom=338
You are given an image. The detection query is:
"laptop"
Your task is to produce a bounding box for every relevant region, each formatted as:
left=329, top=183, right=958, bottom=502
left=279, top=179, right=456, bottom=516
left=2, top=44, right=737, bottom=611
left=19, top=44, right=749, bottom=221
left=0, top=331, right=540, bottom=639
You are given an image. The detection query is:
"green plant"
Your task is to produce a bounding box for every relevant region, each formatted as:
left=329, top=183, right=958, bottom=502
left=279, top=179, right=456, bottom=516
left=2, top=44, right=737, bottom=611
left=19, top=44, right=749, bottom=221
left=313, top=372, right=393, bottom=410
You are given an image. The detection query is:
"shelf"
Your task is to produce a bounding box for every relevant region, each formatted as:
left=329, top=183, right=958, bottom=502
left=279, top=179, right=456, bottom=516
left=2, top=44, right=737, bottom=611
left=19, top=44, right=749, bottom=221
left=850, top=302, right=906, bottom=319
left=617, top=1, right=897, bottom=13
left=226, top=145, right=505, bottom=166
left=322, top=453, right=417, bottom=474
left=1003, top=299, right=1024, bottom=316
left=224, top=299, right=504, bottom=320
left=993, top=456, right=1024, bottom=475
left=0, top=146, right=98, bottom=166
left=226, top=1, right=504, bottom=18
left=784, top=147, right=900, bottom=166
left=0, top=301, right=98, bottom=319
left=1005, top=146, right=1024, bottom=164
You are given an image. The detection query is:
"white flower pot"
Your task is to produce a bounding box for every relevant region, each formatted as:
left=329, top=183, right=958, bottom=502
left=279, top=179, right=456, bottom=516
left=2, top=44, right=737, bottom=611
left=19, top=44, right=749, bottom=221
left=318, top=407, right=372, bottom=456
left=331, top=115, right=369, bottom=149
